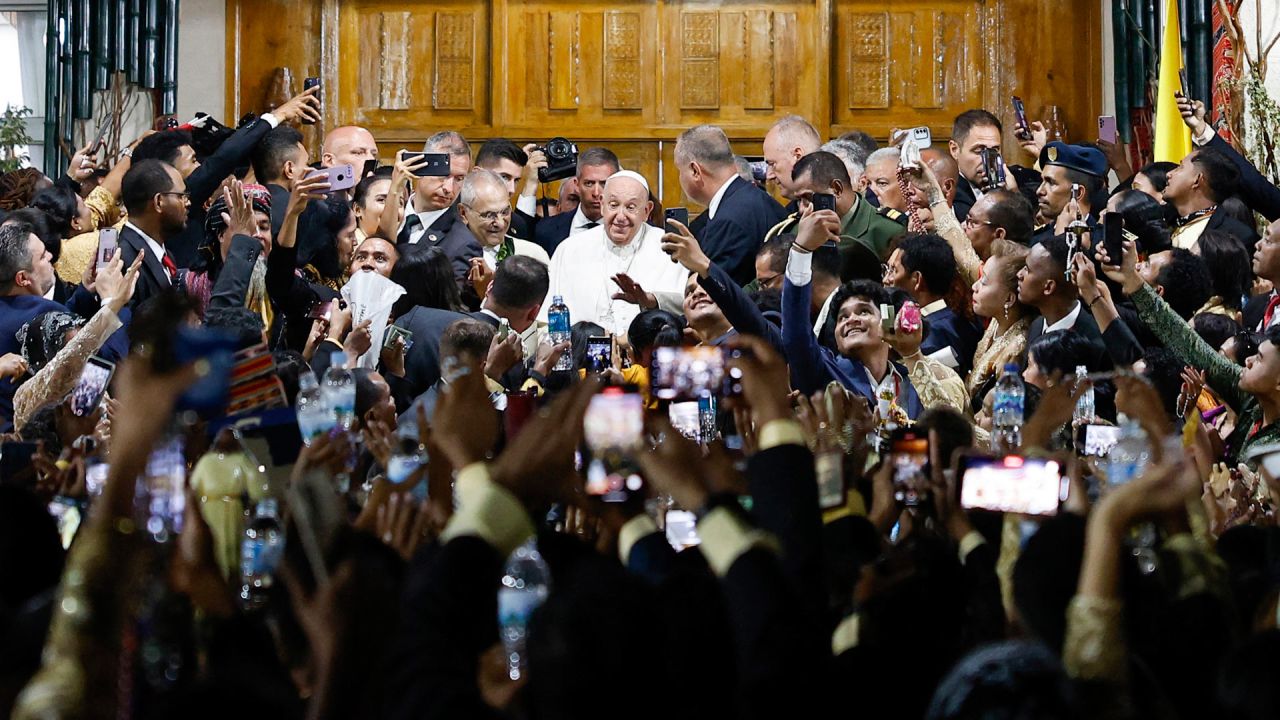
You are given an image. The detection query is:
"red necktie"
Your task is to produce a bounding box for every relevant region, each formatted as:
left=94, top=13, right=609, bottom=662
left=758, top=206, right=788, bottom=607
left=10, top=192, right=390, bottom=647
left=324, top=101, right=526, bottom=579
left=161, top=253, right=177, bottom=281
left=1263, top=294, right=1280, bottom=331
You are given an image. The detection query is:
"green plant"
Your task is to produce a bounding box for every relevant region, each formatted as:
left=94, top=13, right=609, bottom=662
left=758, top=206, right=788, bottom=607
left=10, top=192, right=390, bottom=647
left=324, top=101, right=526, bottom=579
left=0, top=105, right=34, bottom=173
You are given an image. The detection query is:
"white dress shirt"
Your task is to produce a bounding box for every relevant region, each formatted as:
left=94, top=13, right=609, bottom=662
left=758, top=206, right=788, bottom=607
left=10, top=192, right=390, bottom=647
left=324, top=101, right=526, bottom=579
left=403, top=196, right=448, bottom=244
left=706, top=176, right=736, bottom=221
left=1043, top=300, right=1083, bottom=334
left=125, top=221, right=173, bottom=283
left=568, top=207, right=602, bottom=236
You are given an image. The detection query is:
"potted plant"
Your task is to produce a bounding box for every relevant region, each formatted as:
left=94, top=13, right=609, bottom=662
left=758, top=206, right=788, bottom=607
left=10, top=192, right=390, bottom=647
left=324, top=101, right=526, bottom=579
left=0, top=106, right=34, bottom=173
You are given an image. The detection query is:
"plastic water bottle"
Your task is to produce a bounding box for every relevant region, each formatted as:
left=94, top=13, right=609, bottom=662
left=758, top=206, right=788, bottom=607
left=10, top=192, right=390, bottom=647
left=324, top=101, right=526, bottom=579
left=388, top=413, right=429, bottom=503
left=322, top=352, right=356, bottom=431
left=991, top=363, right=1025, bottom=454
left=240, top=498, right=284, bottom=610
left=1106, top=414, right=1150, bottom=489
left=499, top=538, right=552, bottom=680
left=1073, top=365, right=1095, bottom=424
left=547, top=295, right=572, bottom=371
left=296, top=371, right=335, bottom=445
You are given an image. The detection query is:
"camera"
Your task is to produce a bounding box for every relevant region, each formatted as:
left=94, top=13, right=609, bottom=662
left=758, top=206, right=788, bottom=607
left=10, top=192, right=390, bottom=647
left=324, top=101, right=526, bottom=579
left=536, top=137, right=579, bottom=183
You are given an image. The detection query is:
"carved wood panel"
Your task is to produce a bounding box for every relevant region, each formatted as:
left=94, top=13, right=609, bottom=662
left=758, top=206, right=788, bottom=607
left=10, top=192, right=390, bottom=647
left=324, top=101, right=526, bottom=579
left=226, top=0, right=1102, bottom=208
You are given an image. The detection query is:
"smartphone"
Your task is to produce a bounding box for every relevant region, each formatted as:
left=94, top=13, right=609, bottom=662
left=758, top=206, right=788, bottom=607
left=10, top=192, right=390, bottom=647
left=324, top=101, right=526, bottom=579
left=0, top=441, right=39, bottom=487
left=497, top=318, right=510, bottom=342
left=583, top=388, right=645, bottom=501
left=1178, top=68, right=1190, bottom=98
left=383, top=324, right=414, bottom=351
left=665, top=508, right=702, bottom=550
left=959, top=454, right=1066, bottom=516
left=1103, top=212, right=1125, bottom=266
left=305, top=164, right=357, bottom=192
left=816, top=449, right=845, bottom=510
left=303, top=77, right=321, bottom=125
left=140, top=434, right=186, bottom=539
left=979, top=147, right=1005, bottom=190
left=96, top=227, right=119, bottom=269
left=668, top=401, right=700, bottom=440
left=1012, top=96, right=1031, bottom=141
left=879, top=303, right=897, bottom=335
left=585, top=335, right=612, bottom=373
left=896, top=300, right=922, bottom=335
left=893, top=126, right=932, bottom=149
left=1076, top=423, right=1122, bottom=457
left=70, top=356, right=114, bottom=417
left=811, top=192, right=836, bottom=213
left=89, top=113, right=114, bottom=151
left=1097, top=115, right=1118, bottom=144
left=889, top=428, right=930, bottom=506
left=307, top=301, right=333, bottom=322
left=361, top=158, right=378, bottom=179
left=401, top=151, right=451, bottom=178
left=664, top=207, right=689, bottom=231
left=650, top=346, right=745, bottom=401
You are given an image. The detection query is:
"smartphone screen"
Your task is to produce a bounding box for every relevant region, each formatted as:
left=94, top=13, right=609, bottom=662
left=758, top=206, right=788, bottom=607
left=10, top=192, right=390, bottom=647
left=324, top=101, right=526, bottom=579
left=668, top=401, right=700, bottom=440
left=583, top=389, right=644, bottom=501
left=1097, top=115, right=1118, bottom=144
left=959, top=455, right=1065, bottom=516
left=665, top=509, right=701, bottom=550
left=890, top=430, right=929, bottom=506
left=585, top=335, right=612, bottom=373
left=96, top=228, right=119, bottom=268
left=1103, top=213, right=1125, bottom=266
left=70, top=356, right=114, bottom=417
left=142, top=435, right=186, bottom=539
left=650, top=346, right=743, bottom=401
left=1012, top=96, right=1031, bottom=140
left=1078, top=424, right=1122, bottom=457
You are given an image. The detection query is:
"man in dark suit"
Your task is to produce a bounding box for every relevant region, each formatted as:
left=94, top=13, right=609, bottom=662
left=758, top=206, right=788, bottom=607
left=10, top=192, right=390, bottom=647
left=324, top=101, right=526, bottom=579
left=883, top=234, right=982, bottom=378
left=1244, top=218, right=1280, bottom=332
left=128, top=87, right=319, bottom=267
left=0, top=223, right=68, bottom=430
left=396, top=131, right=472, bottom=247
left=1178, top=95, right=1280, bottom=223
left=948, top=109, right=1041, bottom=222
left=673, top=125, right=785, bottom=286
left=1018, top=235, right=1109, bottom=367
left=532, top=147, right=620, bottom=255
left=1164, top=147, right=1260, bottom=251
left=430, top=217, right=484, bottom=293
left=117, top=160, right=190, bottom=309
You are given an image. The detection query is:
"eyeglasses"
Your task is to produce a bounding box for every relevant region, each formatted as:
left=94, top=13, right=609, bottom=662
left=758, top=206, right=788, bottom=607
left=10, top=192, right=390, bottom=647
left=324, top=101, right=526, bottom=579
left=962, top=216, right=994, bottom=229
left=157, top=191, right=191, bottom=201
left=464, top=204, right=512, bottom=222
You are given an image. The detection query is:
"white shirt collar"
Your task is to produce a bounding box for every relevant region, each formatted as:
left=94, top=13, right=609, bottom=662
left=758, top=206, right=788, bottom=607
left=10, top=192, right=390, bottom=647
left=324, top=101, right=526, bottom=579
left=569, top=207, right=600, bottom=234
left=919, top=298, right=948, bottom=317
left=42, top=281, right=55, bottom=300
left=482, top=244, right=499, bottom=269
left=125, top=221, right=172, bottom=279
left=965, top=176, right=985, bottom=201
left=1044, top=300, right=1083, bottom=334
left=707, top=176, right=737, bottom=220
left=406, top=196, right=447, bottom=243
left=865, top=362, right=899, bottom=399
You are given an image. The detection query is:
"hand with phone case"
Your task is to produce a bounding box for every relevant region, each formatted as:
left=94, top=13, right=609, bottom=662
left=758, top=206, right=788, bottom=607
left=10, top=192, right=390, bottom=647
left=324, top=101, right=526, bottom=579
left=1175, top=92, right=1209, bottom=139
left=271, top=82, right=323, bottom=126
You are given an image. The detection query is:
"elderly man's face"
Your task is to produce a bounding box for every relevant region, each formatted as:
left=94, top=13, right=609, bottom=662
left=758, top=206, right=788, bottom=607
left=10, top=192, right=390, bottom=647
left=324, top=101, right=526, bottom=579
left=602, top=177, right=652, bottom=246
left=460, top=181, right=512, bottom=248
left=865, top=158, right=905, bottom=211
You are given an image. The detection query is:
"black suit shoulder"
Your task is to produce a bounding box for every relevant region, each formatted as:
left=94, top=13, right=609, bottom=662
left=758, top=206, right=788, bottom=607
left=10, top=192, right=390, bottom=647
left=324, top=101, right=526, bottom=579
left=532, top=211, right=574, bottom=255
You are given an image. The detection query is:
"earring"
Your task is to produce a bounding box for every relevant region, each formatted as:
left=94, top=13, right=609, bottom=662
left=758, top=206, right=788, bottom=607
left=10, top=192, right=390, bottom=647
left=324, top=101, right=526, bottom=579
left=1003, top=301, right=1012, bottom=320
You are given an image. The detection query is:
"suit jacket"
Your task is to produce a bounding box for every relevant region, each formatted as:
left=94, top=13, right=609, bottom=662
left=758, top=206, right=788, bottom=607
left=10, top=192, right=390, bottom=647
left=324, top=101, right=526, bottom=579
left=696, top=177, right=785, bottom=286
left=0, top=294, right=68, bottom=431
left=166, top=116, right=275, bottom=267
left=920, top=305, right=983, bottom=379
left=531, top=209, right=574, bottom=256
left=393, top=305, right=471, bottom=404
left=695, top=261, right=785, bottom=355
left=406, top=220, right=482, bottom=292
left=1025, top=303, right=1113, bottom=369
left=1205, top=211, right=1261, bottom=252
left=509, top=208, right=536, bottom=241
left=1244, top=292, right=1274, bottom=332
left=397, top=204, right=460, bottom=246
left=1207, top=133, right=1280, bottom=222
left=50, top=277, right=99, bottom=319
left=953, top=165, right=1043, bottom=223
left=118, top=225, right=176, bottom=310
left=781, top=276, right=924, bottom=417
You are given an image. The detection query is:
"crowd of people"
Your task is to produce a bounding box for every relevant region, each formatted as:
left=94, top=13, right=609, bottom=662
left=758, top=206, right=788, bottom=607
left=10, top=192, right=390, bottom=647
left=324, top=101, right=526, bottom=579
left=3, top=78, right=1280, bottom=719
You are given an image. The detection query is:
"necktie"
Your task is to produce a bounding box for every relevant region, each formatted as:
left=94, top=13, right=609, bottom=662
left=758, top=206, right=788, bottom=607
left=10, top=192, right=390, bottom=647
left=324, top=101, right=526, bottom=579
left=1263, top=294, right=1280, bottom=330
left=161, top=253, right=178, bottom=282
left=401, top=214, right=423, bottom=243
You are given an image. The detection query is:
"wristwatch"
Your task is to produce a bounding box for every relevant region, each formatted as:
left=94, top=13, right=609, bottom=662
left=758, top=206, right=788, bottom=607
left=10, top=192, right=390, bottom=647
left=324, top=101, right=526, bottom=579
left=118, top=147, right=133, bottom=159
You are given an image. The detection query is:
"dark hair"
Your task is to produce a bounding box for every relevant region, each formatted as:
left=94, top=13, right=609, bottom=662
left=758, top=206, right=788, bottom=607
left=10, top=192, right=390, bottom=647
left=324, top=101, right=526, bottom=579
left=19, top=311, right=85, bottom=374
left=490, top=255, right=549, bottom=310
left=251, top=126, right=306, bottom=183
left=298, top=198, right=355, bottom=277
left=813, top=241, right=840, bottom=279
left=1140, top=346, right=1188, bottom=419
left=1111, top=189, right=1173, bottom=253
left=1193, top=313, right=1241, bottom=351
left=952, top=109, right=1003, bottom=144
left=1028, top=330, right=1097, bottom=376
left=837, top=129, right=879, bottom=158
left=927, top=640, right=1079, bottom=720
left=571, top=321, right=607, bottom=370
left=391, top=245, right=464, bottom=316
left=627, top=310, right=685, bottom=358
left=577, top=147, right=621, bottom=174
left=19, top=403, right=62, bottom=456
left=829, top=279, right=892, bottom=323
left=1154, top=249, right=1213, bottom=319
left=1137, top=161, right=1179, bottom=193
left=352, top=368, right=385, bottom=425
left=29, top=185, right=79, bottom=239
left=352, top=165, right=394, bottom=208
left=792, top=151, right=851, bottom=188
left=1060, top=166, right=1105, bottom=205
left=122, top=159, right=177, bottom=216
left=1038, top=235, right=1073, bottom=288
left=272, top=350, right=306, bottom=406
left=2, top=208, right=59, bottom=264
left=1190, top=149, right=1241, bottom=204
left=203, top=306, right=266, bottom=349
left=439, top=318, right=494, bottom=364
left=751, top=287, right=782, bottom=326
left=757, top=233, right=793, bottom=276
left=0, top=221, right=36, bottom=293
left=1196, top=229, right=1252, bottom=311
left=982, top=189, right=1036, bottom=244
left=1231, top=331, right=1262, bottom=367
left=897, top=233, right=957, bottom=296
left=1012, top=513, right=1086, bottom=654
left=131, top=129, right=194, bottom=166
left=476, top=138, right=529, bottom=169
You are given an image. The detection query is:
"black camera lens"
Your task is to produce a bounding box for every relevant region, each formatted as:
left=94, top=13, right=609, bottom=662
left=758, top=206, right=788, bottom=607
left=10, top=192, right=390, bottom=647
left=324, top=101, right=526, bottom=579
left=544, top=137, right=573, bottom=161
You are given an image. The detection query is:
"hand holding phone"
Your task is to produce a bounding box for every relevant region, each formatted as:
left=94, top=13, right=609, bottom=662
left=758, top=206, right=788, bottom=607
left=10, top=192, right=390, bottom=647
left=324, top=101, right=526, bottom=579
left=1012, top=96, right=1032, bottom=141
left=401, top=152, right=451, bottom=178
left=96, top=228, right=119, bottom=269
left=305, top=164, right=358, bottom=192
left=664, top=207, right=689, bottom=232
left=810, top=193, right=836, bottom=213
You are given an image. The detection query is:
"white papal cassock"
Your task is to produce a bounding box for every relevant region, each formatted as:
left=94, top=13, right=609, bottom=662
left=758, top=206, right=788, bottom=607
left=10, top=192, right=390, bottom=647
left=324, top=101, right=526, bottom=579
left=539, top=222, right=690, bottom=337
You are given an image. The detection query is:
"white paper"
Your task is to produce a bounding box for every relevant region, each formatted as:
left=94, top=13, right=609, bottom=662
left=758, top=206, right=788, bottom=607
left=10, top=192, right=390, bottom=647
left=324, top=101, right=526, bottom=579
left=340, top=270, right=406, bottom=370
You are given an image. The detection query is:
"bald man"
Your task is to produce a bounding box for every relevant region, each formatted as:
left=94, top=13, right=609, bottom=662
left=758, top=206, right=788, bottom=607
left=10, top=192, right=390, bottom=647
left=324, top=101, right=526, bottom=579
left=762, top=115, right=822, bottom=201
left=541, top=171, right=688, bottom=335
left=674, top=124, right=784, bottom=285
left=322, top=126, right=379, bottom=175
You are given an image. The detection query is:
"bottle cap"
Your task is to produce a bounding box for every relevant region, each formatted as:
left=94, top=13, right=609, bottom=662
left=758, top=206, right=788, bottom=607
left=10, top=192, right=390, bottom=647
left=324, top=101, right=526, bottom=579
left=299, top=371, right=318, bottom=390
left=330, top=350, right=346, bottom=366
left=1003, top=362, right=1019, bottom=372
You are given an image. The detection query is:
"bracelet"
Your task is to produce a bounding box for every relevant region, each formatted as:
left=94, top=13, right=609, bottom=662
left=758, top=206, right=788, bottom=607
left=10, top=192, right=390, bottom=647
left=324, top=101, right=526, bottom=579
left=118, top=147, right=133, bottom=159
left=1087, top=295, right=1105, bottom=309
left=791, top=245, right=813, bottom=255
left=903, top=350, right=924, bottom=361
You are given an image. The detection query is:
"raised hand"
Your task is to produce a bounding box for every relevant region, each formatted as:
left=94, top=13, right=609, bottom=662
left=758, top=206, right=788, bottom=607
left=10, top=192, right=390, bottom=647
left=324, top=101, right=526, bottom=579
left=484, top=330, right=522, bottom=381
left=533, top=338, right=571, bottom=377
left=221, top=178, right=258, bottom=239
left=0, top=352, right=29, bottom=381
left=468, top=257, right=495, bottom=300
left=1176, top=94, right=1209, bottom=137
left=374, top=492, right=432, bottom=561
left=67, top=141, right=101, bottom=182
left=611, top=272, right=657, bottom=309
left=489, top=377, right=600, bottom=507
left=659, top=219, right=712, bottom=275
left=432, top=360, right=500, bottom=469
left=794, top=207, right=840, bottom=252
left=1019, top=120, right=1048, bottom=158
left=272, top=84, right=323, bottom=126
